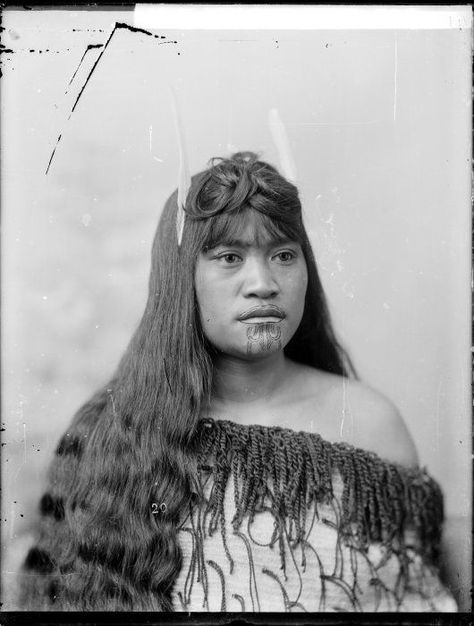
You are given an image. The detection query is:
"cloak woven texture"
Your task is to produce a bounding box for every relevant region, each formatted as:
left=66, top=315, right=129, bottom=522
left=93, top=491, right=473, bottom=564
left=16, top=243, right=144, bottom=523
left=173, top=417, right=457, bottom=612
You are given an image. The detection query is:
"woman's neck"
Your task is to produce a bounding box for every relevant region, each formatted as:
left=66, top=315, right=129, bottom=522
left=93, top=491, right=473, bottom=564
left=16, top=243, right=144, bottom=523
left=209, top=351, right=292, bottom=409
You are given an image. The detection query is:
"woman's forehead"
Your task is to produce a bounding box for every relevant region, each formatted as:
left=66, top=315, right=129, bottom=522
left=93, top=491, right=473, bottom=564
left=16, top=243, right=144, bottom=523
left=204, top=209, right=298, bottom=250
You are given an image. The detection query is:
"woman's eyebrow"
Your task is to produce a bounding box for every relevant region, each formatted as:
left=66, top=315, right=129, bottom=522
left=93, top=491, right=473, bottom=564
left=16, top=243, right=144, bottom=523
left=208, top=237, right=295, bottom=250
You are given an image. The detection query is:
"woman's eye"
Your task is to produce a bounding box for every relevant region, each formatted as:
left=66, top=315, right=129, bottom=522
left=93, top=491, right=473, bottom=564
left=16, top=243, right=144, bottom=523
left=217, top=253, right=241, bottom=264
left=274, top=251, right=295, bottom=263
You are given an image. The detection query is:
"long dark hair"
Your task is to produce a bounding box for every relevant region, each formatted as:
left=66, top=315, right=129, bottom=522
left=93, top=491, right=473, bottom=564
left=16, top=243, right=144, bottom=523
left=19, top=152, right=356, bottom=610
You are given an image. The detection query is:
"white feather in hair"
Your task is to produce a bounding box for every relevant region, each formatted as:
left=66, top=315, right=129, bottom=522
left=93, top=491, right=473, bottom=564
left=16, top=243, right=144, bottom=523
left=268, top=108, right=297, bottom=183
left=169, top=86, right=191, bottom=246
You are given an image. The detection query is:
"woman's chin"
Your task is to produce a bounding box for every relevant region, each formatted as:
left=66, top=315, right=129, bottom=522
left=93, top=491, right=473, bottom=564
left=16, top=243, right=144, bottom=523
left=245, top=343, right=283, bottom=359
left=213, top=343, right=284, bottom=362
left=235, top=342, right=285, bottom=362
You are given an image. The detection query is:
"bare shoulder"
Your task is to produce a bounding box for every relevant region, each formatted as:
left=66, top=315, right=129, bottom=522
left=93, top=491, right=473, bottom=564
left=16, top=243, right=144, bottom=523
left=337, top=378, right=419, bottom=468
left=290, top=363, right=419, bottom=469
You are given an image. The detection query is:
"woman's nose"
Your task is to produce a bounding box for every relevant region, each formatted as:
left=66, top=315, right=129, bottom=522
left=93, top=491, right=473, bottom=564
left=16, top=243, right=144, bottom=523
left=242, top=258, right=279, bottom=299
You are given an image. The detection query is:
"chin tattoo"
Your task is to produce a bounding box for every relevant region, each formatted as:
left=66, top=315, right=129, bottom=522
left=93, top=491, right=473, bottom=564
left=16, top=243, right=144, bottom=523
left=246, top=322, right=282, bottom=355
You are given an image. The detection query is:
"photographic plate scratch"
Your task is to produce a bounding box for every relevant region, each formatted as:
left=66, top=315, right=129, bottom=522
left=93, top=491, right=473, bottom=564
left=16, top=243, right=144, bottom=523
left=393, top=35, right=398, bottom=122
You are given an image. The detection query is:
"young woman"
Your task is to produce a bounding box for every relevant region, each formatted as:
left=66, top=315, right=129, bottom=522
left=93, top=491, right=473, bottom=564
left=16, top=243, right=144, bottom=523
left=19, top=152, right=456, bottom=612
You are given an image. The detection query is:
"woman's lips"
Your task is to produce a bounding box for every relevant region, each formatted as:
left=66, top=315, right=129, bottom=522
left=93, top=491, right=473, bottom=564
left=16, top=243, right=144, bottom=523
left=240, top=316, right=283, bottom=324
left=237, top=305, right=286, bottom=324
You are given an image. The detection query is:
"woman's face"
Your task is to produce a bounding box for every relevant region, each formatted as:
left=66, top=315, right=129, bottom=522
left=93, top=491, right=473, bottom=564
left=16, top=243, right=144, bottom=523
left=195, top=212, right=308, bottom=361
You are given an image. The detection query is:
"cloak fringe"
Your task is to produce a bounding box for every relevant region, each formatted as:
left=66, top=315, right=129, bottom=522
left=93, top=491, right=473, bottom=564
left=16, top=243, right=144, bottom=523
left=193, top=417, right=444, bottom=571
